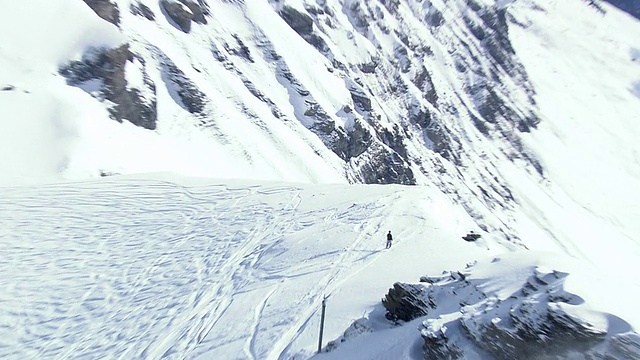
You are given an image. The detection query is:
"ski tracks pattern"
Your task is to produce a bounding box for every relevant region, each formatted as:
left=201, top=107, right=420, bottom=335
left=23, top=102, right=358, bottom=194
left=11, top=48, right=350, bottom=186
left=0, top=179, right=404, bottom=359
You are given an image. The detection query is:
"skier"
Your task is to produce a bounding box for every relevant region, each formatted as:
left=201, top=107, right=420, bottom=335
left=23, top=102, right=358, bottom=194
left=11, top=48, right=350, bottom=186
left=386, top=231, right=393, bottom=249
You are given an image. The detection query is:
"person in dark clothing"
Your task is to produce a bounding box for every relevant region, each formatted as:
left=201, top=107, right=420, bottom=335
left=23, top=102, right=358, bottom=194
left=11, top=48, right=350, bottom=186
left=386, top=231, right=393, bottom=249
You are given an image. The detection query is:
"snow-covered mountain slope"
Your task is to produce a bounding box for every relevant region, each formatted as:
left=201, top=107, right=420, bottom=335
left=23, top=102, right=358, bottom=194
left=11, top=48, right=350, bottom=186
left=0, top=174, right=498, bottom=359
left=1, top=0, right=640, bottom=358
left=1, top=175, right=638, bottom=359
left=2, top=0, right=639, bottom=252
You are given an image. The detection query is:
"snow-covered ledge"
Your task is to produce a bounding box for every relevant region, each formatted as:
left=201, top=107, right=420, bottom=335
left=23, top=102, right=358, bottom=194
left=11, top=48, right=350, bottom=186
left=323, top=252, right=639, bottom=359
left=385, top=253, right=640, bottom=359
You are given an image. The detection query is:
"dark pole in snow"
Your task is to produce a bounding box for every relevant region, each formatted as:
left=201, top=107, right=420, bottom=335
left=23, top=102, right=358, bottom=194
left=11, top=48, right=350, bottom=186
left=318, top=295, right=327, bottom=354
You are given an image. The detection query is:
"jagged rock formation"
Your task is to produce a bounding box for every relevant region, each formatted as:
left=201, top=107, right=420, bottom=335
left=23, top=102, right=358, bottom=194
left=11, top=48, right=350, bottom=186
left=60, top=45, right=157, bottom=130
left=160, top=0, right=208, bottom=33
left=130, top=1, right=155, bottom=20
left=382, top=282, right=433, bottom=322
left=382, top=260, right=640, bottom=359
left=57, top=0, right=609, bottom=245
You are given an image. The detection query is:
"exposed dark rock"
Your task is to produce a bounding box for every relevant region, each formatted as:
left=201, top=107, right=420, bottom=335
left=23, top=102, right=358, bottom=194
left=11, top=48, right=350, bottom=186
left=382, top=282, right=433, bottom=322
left=464, top=15, right=486, bottom=41
left=466, top=0, right=483, bottom=12
left=516, top=112, right=541, bottom=133
left=413, top=66, right=438, bottom=104
left=425, top=7, right=444, bottom=27
left=611, top=333, right=640, bottom=359
left=409, top=107, right=432, bottom=129
left=179, top=0, right=207, bottom=24
left=160, top=0, right=193, bottom=33
left=346, top=1, right=369, bottom=30
left=349, top=88, right=373, bottom=112
left=228, top=35, right=254, bottom=62
left=82, top=0, right=120, bottom=26
left=279, top=68, right=309, bottom=96
left=425, top=122, right=457, bottom=162
left=359, top=149, right=416, bottom=185
left=160, top=59, right=207, bottom=115
left=421, top=324, right=464, bottom=359
left=334, top=120, right=372, bottom=160
left=381, top=0, right=400, bottom=14
left=464, top=306, right=607, bottom=359
left=130, top=1, right=155, bottom=20
left=453, top=57, right=467, bottom=73
left=2, top=85, right=15, bottom=91
left=242, top=77, right=284, bottom=119
left=279, top=5, right=328, bottom=52
left=305, top=102, right=334, bottom=133
left=379, top=123, right=408, bottom=159
left=279, top=6, right=313, bottom=35
left=59, top=44, right=157, bottom=130
left=386, top=263, right=632, bottom=360
left=476, top=86, right=505, bottom=124
left=304, top=4, right=325, bottom=16
left=462, top=232, right=481, bottom=241
left=305, top=33, right=329, bottom=52
left=479, top=8, right=519, bottom=76
left=394, top=44, right=411, bottom=73
left=358, top=58, right=379, bottom=74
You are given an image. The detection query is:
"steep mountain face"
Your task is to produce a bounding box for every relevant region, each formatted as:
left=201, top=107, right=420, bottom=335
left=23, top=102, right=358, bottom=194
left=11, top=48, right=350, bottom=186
left=2, top=0, right=638, bottom=249
left=59, top=0, right=551, bottom=245
left=72, top=0, right=543, bottom=183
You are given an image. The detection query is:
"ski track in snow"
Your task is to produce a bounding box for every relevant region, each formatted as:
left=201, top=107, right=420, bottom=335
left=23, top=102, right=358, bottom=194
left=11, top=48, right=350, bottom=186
left=0, top=178, right=404, bottom=359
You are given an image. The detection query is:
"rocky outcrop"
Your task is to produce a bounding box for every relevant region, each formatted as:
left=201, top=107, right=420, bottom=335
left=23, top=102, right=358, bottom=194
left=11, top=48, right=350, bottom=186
left=161, top=0, right=193, bottom=32
left=279, top=6, right=313, bottom=35
left=130, top=1, right=155, bottom=20
left=82, top=0, right=120, bottom=26
left=382, top=282, right=433, bottom=322
left=160, top=0, right=208, bottom=33
left=349, top=88, right=373, bottom=112
left=279, top=6, right=328, bottom=52
left=421, top=324, right=464, bottom=360
left=160, top=58, right=208, bottom=115
left=381, top=261, right=639, bottom=360
left=60, top=45, right=157, bottom=130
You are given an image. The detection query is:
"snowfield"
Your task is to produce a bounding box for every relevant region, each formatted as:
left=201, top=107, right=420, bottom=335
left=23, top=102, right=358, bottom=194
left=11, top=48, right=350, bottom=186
left=1, top=0, right=640, bottom=358
left=2, top=174, right=638, bottom=359
left=0, top=174, right=496, bottom=359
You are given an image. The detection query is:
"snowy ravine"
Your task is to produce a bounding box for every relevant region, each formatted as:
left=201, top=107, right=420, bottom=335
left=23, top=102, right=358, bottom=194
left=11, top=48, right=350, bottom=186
left=0, top=174, right=498, bottom=359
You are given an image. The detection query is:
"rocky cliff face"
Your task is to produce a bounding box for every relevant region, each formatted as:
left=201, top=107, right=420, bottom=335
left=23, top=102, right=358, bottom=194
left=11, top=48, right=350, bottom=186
left=60, top=0, right=603, bottom=246
left=382, top=259, right=640, bottom=359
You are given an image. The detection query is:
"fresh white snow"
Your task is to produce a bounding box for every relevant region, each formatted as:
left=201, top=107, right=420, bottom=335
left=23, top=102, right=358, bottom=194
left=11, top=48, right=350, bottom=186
left=0, top=174, right=495, bottom=359
left=1, top=0, right=640, bottom=358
